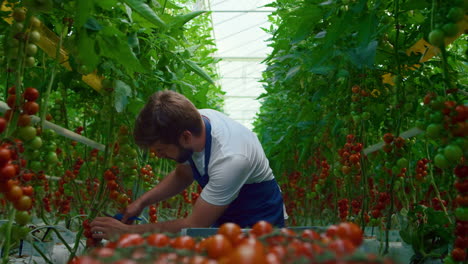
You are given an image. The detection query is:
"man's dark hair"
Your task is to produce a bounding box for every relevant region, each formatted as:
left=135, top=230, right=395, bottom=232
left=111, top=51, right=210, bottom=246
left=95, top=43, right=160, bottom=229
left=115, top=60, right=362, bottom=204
left=134, top=90, right=203, bottom=147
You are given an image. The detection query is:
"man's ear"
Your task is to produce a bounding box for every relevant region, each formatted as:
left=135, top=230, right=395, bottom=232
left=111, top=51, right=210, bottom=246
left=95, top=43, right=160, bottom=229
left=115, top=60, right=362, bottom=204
left=179, top=131, right=192, bottom=146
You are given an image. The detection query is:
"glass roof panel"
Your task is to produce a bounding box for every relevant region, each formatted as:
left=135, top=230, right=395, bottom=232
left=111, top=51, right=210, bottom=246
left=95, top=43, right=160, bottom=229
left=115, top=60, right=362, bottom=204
left=199, top=0, right=274, bottom=130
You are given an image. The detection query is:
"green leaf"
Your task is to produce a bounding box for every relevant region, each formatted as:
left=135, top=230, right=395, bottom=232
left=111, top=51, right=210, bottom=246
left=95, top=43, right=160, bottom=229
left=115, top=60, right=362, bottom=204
left=77, top=31, right=99, bottom=70
left=96, top=0, right=118, bottom=10
left=114, top=80, right=132, bottom=113
left=185, top=60, right=215, bottom=85
left=348, top=40, right=378, bottom=69
left=169, top=11, right=206, bottom=27
left=97, top=27, right=147, bottom=75
left=84, top=17, right=103, bottom=32
left=122, top=0, right=166, bottom=29
left=155, top=0, right=182, bottom=9
left=285, top=65, right=301, bottom=81
left=76, top=0, right=93, bottom=27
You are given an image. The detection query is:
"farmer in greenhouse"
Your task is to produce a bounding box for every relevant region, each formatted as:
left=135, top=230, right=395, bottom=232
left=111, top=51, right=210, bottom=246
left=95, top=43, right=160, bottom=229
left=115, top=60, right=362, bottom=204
left=91, top=90, right=286, bottom=239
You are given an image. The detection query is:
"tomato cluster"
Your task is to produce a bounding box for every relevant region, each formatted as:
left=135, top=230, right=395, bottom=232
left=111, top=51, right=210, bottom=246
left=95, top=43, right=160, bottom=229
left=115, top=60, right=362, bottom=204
left=8, top=8, right=42, bottom=69
left=70, top=221, right=396, bottom=264
left=148, top=204, right=157, bottom=223
left=338, top=198, right=349, bottom=221
left=449, top=165, right=468, bottom=263
left=423, top=95, right=467, bottom=169
left=427, top=2, right=465, bottom=47
left=338, top=134, right=363, bottom=178
left=104, top=167, right=131, bottom=208
left=414, top=158, right=429, bottom=182
left=0, top=142, right=33, bottom=214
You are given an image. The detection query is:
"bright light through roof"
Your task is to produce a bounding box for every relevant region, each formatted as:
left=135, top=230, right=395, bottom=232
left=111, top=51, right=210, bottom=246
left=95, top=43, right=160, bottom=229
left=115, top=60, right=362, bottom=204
left=196, top=0, right=275, bottom=131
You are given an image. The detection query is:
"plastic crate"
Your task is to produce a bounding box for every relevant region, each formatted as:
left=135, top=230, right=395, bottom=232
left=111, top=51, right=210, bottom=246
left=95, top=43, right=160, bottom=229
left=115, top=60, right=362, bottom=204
left=180, top=226, right=323, bottom=238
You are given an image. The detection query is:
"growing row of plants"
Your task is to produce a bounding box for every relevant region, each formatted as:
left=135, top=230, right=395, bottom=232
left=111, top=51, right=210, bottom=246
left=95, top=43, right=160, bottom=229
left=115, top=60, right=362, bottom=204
left=254, top=0, right=466, bottom=263
left=0, top=0, right=222, bottom=262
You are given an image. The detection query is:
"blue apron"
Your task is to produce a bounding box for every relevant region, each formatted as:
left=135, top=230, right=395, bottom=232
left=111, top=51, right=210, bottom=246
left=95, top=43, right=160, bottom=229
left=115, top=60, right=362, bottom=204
left=188, top=117, right=285, bottom=228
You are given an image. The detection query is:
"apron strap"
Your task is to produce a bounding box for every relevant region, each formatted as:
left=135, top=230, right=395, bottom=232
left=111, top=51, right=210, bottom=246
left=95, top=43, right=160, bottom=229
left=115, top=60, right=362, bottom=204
left=189, top=116, right=211, bottom=187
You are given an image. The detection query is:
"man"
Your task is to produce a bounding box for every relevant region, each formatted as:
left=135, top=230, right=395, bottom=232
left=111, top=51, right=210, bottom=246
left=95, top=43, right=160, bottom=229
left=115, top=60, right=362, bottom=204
left=91, top=90, right=285, bottom=239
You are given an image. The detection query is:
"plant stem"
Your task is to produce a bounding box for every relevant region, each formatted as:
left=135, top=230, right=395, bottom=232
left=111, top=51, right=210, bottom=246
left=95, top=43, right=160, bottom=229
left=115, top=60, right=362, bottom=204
left=1, top=205, right=15, bottom=264
left=425, top=141, right=452, bottom=224
left=40, top=25, right=66, bottom=129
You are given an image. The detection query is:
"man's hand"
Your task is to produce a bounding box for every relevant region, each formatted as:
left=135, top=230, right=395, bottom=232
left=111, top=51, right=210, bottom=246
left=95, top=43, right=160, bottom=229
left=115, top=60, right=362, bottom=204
left=121, top=199, right=144, bottom=224
left=90, top=217, right=129, bottom=240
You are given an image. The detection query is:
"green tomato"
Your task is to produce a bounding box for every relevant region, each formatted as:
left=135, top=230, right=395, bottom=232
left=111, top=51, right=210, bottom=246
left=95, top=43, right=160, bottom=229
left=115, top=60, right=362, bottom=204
left=426, top=123, right=443, bottom=139
left=396, top=158, right=409, bottom=169
left=18, top=126, right=37, bottom=142
left=434, top=154, right=449, bottom=169
left=443, top=144, right=463, bottom=162
left=15, top=211, right=31, bottom=226
left=45, top=152, right=58, bottom=164
left=45, top=142, right=57, bottom=152
left=428, top=29, right=445, bottom=47
left=454, top=138, right=468, bottom=150
left=25, top=43, right=38, bottom=56
left=394, top=180, right=401, bottom=191
left=447, top=7, right=464, bottom=22
left=29, top=136, right=43, bottom=149
left=454, top=207, right=468, bottom=221
left=429, top=112, right=444, bottom=123
left=30, top=149, right=41, bottom=159
left=28, top=30, right=41, bottom=43
left=29, top=160, right=42, bottom=171
left=442, top=23, right=459, bottom=37
left=25, top=56, right=36, bottom=67
left=361, top=112, right=370, bottom=120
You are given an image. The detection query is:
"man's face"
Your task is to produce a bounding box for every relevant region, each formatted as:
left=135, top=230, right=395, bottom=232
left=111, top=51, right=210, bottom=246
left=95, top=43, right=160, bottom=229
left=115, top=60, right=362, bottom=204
left=174, top=144, right=193, bottom=163
left=151, top=141, right=193, bottom=163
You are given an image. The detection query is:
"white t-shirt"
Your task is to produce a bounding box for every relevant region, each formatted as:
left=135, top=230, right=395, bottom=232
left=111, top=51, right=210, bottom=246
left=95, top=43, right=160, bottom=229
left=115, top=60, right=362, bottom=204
left=190, top=109, right=275, bottom=206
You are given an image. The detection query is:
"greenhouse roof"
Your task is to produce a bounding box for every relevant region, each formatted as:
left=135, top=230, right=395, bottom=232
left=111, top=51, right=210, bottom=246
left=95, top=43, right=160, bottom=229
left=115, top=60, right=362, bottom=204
left=198, top=0, right=275, bottom=130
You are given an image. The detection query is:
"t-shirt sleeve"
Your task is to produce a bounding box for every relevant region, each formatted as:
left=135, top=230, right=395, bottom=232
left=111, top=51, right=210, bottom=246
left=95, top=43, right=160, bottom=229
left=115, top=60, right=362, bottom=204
left=200, top=154, right=250, bottom=206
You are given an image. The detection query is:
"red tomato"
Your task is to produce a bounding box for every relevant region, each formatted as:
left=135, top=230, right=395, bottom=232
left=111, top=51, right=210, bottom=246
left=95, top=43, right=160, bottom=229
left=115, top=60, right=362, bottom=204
left=206, top=234, right=233, bottom=259
left=336, top=222, right=363, bottom=246
left=91, top=247, right=114, bottom=258
left=187, top=255, right=210, bottom=264
left=452, top=247, right=466, bottom=262
left=238, top=236, right=265, bottom=254
left=0, top=117, right=6, bottom=134
left=23, top=87, right=39, bottom=101
left=0, top=164, right=16, bottom=181
left=14, top=195, right=32, bottom=211
left=328, top=238, right=356, bottom=257
left=251, top=220, right=273, bottom=237
left=171, top=235, right=195, bottom=250
left=116, top=234, right=144, bottom=248
left=17, top=114, right=31, bottom=127
left=6, top=185, right=23, bottom=201
left=325, top=224, right=339, bottom=238
left=146, top=233, right=170, bottom=247
left=21, top=185, right=33, bottom=196
left=218, top=222, right=243, bottom=244
left=301, top=229, right=321, bottom=241
left=267, top=245, right=287, bottom=260
left=6, top=95, right=17, bottom=108
left=0, top=148, right=11, bottom=165
left=23, top=101, right=39, bottom=115
left=225, top=244, right=267, bottom=264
